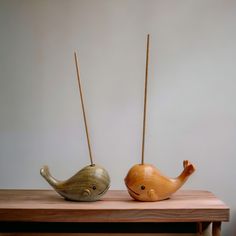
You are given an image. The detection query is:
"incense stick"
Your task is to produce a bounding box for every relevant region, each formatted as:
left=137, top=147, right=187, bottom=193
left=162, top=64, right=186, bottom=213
left=141, top=34, right=150, bottom=165
left=74, top=52, right=94, bottom=166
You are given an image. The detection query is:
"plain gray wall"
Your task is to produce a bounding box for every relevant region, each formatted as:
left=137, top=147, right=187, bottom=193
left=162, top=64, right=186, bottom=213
left=0, top=0, right=236, bottom=234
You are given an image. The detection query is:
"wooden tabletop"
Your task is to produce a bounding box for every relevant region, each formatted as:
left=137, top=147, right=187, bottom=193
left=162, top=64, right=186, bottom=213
left=0, top=189, right=229, bottom=223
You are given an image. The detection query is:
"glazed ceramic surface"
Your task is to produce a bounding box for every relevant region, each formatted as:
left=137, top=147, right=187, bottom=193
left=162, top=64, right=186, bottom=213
left=125, top=160, right=195, bottom=201
left=40, top=164, right=110, bottom=201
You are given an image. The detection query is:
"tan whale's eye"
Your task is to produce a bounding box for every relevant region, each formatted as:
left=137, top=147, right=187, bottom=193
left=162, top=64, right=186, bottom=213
left=92, top=186, right=96, bottom=190
left=141, top=185, right=145, bottom=190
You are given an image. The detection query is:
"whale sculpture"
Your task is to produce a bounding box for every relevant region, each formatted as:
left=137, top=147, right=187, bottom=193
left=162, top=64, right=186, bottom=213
left=40, top=52, right=110, bottom=201
left=125, top=160, right=195, bottom=201
left=124, top=35, right=195, bottom=202
left=40, top=164, right=110, bottom=201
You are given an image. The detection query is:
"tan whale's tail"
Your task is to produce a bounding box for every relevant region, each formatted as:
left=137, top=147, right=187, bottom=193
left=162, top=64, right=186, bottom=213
left=40, top=166, right=60, bottom=188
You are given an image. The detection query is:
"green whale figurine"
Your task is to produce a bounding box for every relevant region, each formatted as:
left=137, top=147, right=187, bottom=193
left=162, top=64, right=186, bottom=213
left=40, top=164, right=110, bottom=201
left=40, top=52, right=110, bottom=201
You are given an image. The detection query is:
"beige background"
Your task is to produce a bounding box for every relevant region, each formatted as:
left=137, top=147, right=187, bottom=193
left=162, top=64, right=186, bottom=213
left=0, top=0, right=235, bottom=235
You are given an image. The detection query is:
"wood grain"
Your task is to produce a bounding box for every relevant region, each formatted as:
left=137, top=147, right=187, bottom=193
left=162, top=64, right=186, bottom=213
left=0, top=190, right=229, bottom=223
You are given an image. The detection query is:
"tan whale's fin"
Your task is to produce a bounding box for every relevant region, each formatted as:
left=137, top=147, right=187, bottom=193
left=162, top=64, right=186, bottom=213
left=147, top=189, right=158, bottom=201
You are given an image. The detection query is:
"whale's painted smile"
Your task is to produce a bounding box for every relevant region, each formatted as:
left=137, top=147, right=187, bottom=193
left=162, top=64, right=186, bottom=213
left=98, top=185, right=110, bottom=195
left=125, top=183, right=140, bottom=196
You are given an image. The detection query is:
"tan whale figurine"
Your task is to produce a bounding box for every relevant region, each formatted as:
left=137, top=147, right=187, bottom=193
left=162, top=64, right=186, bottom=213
left=40, top=164, right=110, bottom=201
left=125, top=160, right=195, bottom=201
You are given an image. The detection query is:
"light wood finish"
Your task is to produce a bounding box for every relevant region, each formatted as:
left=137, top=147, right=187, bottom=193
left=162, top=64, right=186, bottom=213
left=125, top=160, right=195, bottom=201
left=0, top=190, right=229, bottom=223
left=0, top=190, right=228, bottom=235
left=141, top=34, right=150, bottom=165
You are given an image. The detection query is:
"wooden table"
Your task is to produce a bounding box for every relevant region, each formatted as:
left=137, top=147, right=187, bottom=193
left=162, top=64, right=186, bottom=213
left=0, top=190, right=229, bottom=236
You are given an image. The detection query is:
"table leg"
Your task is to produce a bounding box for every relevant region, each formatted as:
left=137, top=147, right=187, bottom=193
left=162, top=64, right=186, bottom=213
left=197, top=222, right=203, bottom=235
left=212, top=222, right=221, bottom=236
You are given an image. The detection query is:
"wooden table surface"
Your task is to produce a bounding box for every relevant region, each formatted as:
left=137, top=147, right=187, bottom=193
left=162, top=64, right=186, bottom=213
left=0, top=189, right=229, bottom=223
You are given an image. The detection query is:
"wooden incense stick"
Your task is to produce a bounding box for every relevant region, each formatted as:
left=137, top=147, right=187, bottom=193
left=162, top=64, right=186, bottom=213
left=74, top=52, right=94, bottom=166
left=141, top=34, right=150, bottom=165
